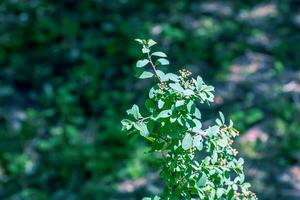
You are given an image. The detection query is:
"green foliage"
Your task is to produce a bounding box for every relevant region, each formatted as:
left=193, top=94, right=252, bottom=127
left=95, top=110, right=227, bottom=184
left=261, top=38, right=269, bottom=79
left=122, top=40, right=257, bottom=200
left=1, top=1, right=299, bottom=199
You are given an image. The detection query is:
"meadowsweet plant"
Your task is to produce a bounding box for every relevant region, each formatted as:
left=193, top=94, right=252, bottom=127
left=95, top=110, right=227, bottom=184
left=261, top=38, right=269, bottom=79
left=121, top=39, right=257, bottom=200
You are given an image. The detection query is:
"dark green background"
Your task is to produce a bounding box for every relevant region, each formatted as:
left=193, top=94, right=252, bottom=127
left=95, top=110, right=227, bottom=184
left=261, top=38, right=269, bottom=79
left=0, top=0, right=300, bottom=199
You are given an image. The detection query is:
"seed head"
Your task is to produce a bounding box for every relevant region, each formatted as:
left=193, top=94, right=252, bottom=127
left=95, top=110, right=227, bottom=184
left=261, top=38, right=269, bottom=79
left=179, top=69, right=192, bottom=78
left=158, top=82, right=168, bottom=90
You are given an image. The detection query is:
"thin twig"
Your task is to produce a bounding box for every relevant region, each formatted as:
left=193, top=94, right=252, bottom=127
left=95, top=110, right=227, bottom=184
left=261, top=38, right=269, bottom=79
left=147, top=52, right=163, bottom=83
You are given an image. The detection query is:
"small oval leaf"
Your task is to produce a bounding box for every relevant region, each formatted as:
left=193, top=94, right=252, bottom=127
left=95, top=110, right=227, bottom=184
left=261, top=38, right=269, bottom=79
left=197, top=173, right=207, bottom=187
left=139, top=71, right=153, bottom=79
left=136, top=59, right=149, bottom=68
left=182, top=133, right=193, bottom=150
left=152, top=51, right=167, bottom=57
left=157, top=58, right=169, bottom=65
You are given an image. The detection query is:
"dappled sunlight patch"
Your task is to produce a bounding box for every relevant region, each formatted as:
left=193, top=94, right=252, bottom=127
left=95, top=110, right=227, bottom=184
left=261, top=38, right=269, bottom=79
left=239, top=3, right=277, bottom=23
left=199, top=1, right=233, bottom=17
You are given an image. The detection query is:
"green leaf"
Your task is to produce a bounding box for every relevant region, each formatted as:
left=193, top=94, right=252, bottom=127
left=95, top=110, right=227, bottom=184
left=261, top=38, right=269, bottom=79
left=146, top=136, right=155, bottom=143
left=136, top=59, right=149, bottom=68
left=219, top=111, right=225, bottom=124
left=232, top=184, right=238, bottom=191
left=177, top=116, right=184, bottom=126
left=193, top=135, right=203, bottom=151
left=199, top=92, right=207, bottom=100
left=217, top=137, right=228, bottom=148
left=152, top=51, right=167, bottom=57
left=156, top=110, right=172, bottom=119
left=237, top=158, right=244, bottom=166
left=216, top=118, right=223, bottom=126
left=211, top=151, right=218, bottom=164
left=175, top=100, right=185, bottom=107
left=142, top=47, right=150, bottom=53
left=145, top=99, right=155, bottom=113
left=153, top=196, right=161, bottom=200
left=209, top=188, right=216, bottom=199
left=133, top=122, right=149, bottom=137
left=197, top=173, right=207, bottom=187
left=157, top=58, right=169, bottom=65
left=196, top=76, right=204, bottom=91
left=139, top=71, right=153, bottom=79
left=216, top=188, right=224, bottom=198
left=169, top=83, right=184, bottom=92
left=158, top=99, right=164, bottom=109
left=148, top=39, right=157, bottom=47
left=156, top=70, right=168, bottom=81
left=207, top=86, right=215, bottom=91
left=229, top=119, right=234, bottom=127
left=165, top=73, right=180, bottom=82
left=194, top=108, right=201, bottom=119
left=243, top=182, right=251, bottom=189
left=227, top=188, right=234, bottom=199
left=126, top=104, right=142, bottom=119
left=147, top=120, right=154, bottom=133
left=121, top=119, right=133, bottom=131
left=192, top=119, right=202, bottom=132
left=134, top=39, right=143, bottom=44
left=170, top=117, right=177, bottom=123
left=149, top=87, right=156, bottom=99
left=239, top=174, right=245, bottom=183
left=187, top=101, right=195, bottom=114
left=183, top=89, right=194, bottom=96
left=203, top=85, right=214, bottom=92
left=182, top=133, right=193, bottom=150
left=206, top=126, right=219, bottom=137
left=207, top=92, right=214, bottom=102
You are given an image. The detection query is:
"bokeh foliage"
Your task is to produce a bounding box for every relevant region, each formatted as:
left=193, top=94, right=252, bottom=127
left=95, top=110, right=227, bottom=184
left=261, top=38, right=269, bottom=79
left=0, top=0, right=299, bottom=199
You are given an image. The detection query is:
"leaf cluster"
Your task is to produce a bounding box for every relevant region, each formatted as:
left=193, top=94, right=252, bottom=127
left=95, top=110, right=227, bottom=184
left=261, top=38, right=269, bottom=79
left=122, top=39, right=257, bottom=200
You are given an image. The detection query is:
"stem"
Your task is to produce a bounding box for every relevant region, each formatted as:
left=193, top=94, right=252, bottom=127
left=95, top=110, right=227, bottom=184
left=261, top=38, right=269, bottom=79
left=139, top=116, right=151, bottom=122
left=147, top=52, right=163, bottom=83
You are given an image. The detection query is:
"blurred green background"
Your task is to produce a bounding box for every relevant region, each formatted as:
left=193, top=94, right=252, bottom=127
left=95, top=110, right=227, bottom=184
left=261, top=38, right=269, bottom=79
left=0, top=0, right=300, bottom=199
